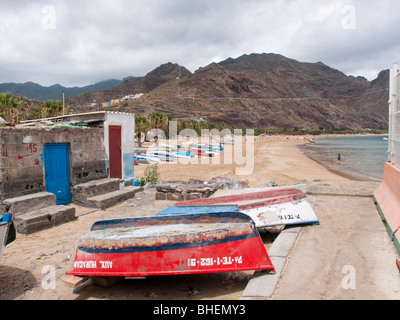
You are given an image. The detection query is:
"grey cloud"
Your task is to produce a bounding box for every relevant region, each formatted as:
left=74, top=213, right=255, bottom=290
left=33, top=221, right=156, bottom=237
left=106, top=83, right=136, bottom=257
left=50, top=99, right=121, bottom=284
left=0, top=0, right=398, bottom=86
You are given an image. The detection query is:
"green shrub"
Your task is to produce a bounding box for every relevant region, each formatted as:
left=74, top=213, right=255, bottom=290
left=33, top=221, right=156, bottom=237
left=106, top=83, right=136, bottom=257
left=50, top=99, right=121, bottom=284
left=139, top=164, right=160, bottom=186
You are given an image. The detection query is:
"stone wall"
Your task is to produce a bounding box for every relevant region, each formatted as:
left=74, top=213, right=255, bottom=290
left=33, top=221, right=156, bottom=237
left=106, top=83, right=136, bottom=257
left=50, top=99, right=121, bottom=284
left=155, top=182, right=219, bottom=201
left=0, top=126, right=108, bottom=209
left=155, top=177, right=250, bottom=201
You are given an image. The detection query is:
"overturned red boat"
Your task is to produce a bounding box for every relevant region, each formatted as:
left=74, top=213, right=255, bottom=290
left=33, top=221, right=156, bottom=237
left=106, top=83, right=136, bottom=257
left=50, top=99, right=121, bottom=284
left=66, top=211, right=275, bottom=277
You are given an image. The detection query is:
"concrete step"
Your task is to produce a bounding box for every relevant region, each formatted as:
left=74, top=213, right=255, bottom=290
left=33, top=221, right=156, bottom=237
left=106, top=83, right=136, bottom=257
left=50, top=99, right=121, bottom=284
left=72, top=178, right=121, bottom=206
left=86, top=186, right=144, bottom=210
left=14, top=205, right=76, bottom=235
left=3, top=192, right=57, bottom=218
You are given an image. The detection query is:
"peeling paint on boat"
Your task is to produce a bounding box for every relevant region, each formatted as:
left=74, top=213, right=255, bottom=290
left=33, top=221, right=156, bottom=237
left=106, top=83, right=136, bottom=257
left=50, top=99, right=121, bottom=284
left=66, top=212, right=275, bottom=277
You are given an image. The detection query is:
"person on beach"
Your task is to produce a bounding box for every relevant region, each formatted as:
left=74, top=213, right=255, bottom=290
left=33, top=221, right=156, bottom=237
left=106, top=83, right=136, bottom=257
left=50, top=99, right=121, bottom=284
left=337, top=153, right=341, bottom=161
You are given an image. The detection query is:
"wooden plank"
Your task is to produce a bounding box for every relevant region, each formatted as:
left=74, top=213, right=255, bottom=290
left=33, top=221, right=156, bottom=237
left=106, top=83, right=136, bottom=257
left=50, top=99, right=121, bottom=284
left=63, top=275, right=89, bottom=288
left=91, top=276, right=123, bottom=288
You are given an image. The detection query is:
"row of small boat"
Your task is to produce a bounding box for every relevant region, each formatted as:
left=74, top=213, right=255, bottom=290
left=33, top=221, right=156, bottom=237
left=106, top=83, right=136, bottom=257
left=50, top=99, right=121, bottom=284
left=66, top=188, right=319, bottom=278
left=135, top=143, right=225, bottom=164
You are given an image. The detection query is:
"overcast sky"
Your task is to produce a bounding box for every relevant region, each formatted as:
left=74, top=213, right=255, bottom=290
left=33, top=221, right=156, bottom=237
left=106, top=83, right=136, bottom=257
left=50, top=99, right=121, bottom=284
left=0, top=0, right=399, bottom=87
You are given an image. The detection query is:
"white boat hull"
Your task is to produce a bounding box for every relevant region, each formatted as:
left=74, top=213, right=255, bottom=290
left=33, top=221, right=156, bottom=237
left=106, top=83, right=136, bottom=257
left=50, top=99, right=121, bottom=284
left=240, top=197, right=318, bottom=228
left=176, top=188, right=319, bottom=229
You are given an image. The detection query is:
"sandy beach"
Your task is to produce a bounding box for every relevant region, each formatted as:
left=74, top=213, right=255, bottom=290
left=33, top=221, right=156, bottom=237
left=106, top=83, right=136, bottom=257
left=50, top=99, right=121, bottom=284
left=135, top=135, right=350, bottom=187
left=0, top=135, right=351, bottom=300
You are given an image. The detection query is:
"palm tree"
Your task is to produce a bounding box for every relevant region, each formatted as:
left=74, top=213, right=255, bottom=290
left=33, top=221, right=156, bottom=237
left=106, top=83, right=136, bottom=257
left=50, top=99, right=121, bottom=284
left=146, top=111, right=170, bottom=140
left=0, top=93, right=24, bottom=124
left=147, top=112, right=169, bottom=131
left=135, top=116, right=149, bottom=148
left=39, top=100, right=65, bottom=118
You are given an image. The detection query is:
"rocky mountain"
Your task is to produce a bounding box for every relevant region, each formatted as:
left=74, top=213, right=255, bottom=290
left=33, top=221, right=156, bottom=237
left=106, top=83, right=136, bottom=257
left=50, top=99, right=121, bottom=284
left=0, top=78, right=128, bottom=101
left=12, top=53, right=389, bottom=131
left=65, top=62, right=192, bottom=108
left=88, top=53, right=387, bottom=131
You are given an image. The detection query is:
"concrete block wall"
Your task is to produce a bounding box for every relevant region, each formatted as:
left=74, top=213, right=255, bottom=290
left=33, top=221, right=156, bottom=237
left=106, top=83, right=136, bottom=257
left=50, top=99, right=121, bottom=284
left=0, top=126, right=108, bottom=210
left=68, top=128, right=108, bottom=185
left=0, top=128, right=46, bottom=206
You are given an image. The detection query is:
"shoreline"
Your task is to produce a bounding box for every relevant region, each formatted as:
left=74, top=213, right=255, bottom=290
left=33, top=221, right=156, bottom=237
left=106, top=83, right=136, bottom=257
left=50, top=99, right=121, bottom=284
left=297, top=134, right=385, bottom=183
left=134, top=133, right=385, bottom=186
left=297, top=144, right=382, bottom=182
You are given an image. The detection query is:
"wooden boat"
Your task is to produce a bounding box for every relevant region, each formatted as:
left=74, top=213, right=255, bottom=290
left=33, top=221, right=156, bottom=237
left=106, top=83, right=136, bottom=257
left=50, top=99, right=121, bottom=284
left=197, top=146, right=219, bottom=156
left=189, top=148, right=213, bottom=158
left=199, top=143, right=223, bottom=152
left=149, top=152, right=177, bottom=162
left=176, top=188, right=319, bottom=228
left=135, top=154, right=161, bottom=162
left=160, top=143, right=181, bottom=152
left=0, top=213, right=15, bottom=262
left=174, top=149, right=195, bottom=159
left=134, top=156, right=150, bottom=164
left=66, top=212, right=275, bottom=277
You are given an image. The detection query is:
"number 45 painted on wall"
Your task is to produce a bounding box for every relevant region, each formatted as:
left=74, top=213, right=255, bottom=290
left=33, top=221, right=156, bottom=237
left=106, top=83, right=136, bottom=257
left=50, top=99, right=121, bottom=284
left=29, top=143, right=37, bottom=153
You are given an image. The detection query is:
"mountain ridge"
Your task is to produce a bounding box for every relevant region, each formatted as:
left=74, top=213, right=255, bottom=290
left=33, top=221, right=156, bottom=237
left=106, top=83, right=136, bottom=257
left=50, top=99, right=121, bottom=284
left=0, top=53, right=389, bottom=131
left=66, top=54, right=389, bottom=131
left=0, top=78, right=129, bottom=101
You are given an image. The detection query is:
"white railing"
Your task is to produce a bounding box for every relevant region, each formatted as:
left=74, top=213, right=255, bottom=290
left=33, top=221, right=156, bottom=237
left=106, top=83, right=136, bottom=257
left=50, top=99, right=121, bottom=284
left=389, top=64, right=400, bottom=167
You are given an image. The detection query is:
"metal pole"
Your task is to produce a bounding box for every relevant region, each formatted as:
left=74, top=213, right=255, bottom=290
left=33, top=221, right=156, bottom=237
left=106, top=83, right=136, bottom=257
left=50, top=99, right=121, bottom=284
left=62, top=90, right=65, bottom=123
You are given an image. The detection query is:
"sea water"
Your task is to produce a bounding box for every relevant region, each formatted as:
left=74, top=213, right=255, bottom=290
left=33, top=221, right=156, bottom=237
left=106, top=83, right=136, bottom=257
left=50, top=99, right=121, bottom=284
left=300, top=135, right=389, bottom=181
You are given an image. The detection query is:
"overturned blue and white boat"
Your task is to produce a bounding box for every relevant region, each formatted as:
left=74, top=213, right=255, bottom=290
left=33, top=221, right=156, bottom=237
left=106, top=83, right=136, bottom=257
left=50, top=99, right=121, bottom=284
left=171, top=188, right=319, bottom=229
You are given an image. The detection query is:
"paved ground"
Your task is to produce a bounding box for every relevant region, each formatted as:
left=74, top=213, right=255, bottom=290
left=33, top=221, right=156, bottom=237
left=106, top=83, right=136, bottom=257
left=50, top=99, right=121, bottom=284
left=241, top=180, right=400, bottom=300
